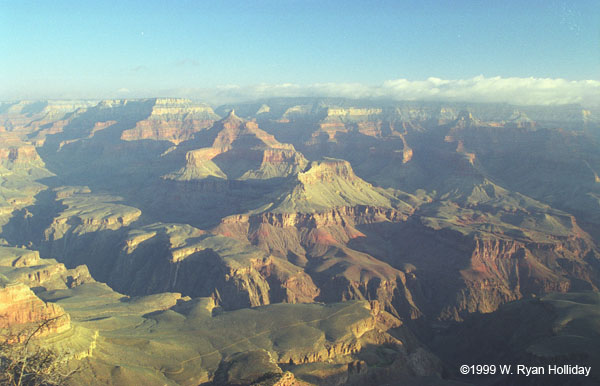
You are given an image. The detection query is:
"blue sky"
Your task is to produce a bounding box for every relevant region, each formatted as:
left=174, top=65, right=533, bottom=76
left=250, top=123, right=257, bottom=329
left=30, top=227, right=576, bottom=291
left=1, top=0, right=599, bottom=101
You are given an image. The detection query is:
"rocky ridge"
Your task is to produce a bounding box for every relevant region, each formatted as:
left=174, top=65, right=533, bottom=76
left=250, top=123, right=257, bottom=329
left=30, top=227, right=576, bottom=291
left=121, top=98, right=219, bottom=144
left=1, top=97, right=600, bottom=385
left=165, top=110, right=308, bottom=181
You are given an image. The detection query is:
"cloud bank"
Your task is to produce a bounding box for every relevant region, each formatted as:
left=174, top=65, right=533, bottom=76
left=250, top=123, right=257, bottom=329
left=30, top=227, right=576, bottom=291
left=172, top=76, right=599, bottom=107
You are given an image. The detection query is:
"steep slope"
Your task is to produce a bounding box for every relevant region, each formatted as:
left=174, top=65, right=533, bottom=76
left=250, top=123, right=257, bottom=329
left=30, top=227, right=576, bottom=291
left=271, top=158, right=395, bottom=213
left=212, top=158, right=421, bottom=318
left=31, top=98, right=219, bottom=189
left=216, top=102, right=600, bottom=321
left=0, top=283, right=70, bottom=337
left=0, top=243, right=446, bottom=386
left=0, top=245, right=96, bottom=342
left=25, top=188, right=318, bottom=310
left=0, top=246, right=93, bottom=291
left=431, top=292, right=600, bottom=386
left=120, top=98, right=219, bottom=144
left=165, top=110, right=308, bottom=181
left=0, top=133, right=54, bottom=241
left=1, top=97, right=600, bottom=386
left=105, top=222, right=320, bottom=309
left=443, top=122, right=600, bottom=226
left=224, top=98, right=598, bottom=131
left=40, top=282, right=443, bottom=386
left=350, top=202, right=600, bottom=321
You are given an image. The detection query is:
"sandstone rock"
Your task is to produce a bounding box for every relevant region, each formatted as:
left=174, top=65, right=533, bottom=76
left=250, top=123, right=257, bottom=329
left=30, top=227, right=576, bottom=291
left=165, top=110, right=307, bottom=181
left=0, top=283, right=70, bottom=338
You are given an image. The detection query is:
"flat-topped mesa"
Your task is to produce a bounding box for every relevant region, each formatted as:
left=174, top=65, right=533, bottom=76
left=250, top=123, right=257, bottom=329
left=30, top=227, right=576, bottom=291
left=220, top=206, right=406, bottom=231
left=120, top=98, right=219, bottom=144
left=0, top=247, right=41, bottom=268
left=299, top=158, right=357, bottom=184
left=42, top=194, right=142, bottom=247
left=261, top=148, right=305, bottom=164
left=0, top=144, right=43, bottom=166
left=259, top=157, right=398, bottom=214
left=281, top=105, right=314, bottom=121
left=76, top=98, right=157, bottom=123
left=147, top=98, right=218, bottom=120
left=1, top=100, right=93, bottom=116
left=0, top=245, right=94, bottom=295
left=326, top=107, right=383, bottom=119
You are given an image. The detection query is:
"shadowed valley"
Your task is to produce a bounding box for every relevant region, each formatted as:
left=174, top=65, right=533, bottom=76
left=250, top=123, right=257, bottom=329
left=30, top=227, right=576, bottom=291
left=1, top=98, right=599, bottom=385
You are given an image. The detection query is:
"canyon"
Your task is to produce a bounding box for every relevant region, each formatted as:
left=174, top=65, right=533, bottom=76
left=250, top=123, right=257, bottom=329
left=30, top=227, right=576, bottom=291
left=0, top=97, right=599, bottom=385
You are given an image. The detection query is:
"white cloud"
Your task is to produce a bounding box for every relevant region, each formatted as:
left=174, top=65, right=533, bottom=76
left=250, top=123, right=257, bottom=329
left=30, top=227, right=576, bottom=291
left=173, top=76, right=600, bottom=107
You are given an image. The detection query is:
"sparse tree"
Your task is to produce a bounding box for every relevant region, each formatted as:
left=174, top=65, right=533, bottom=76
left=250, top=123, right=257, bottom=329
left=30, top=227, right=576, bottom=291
left=0, top=315, right=78, bottom=386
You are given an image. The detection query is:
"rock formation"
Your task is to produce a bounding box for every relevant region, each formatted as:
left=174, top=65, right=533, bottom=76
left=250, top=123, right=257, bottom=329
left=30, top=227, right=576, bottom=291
left=1, top=97, right=600, bottom=385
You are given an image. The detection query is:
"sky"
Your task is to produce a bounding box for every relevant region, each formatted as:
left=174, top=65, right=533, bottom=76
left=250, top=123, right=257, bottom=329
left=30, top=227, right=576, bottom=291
left=1, top=0, right=599, bottom=105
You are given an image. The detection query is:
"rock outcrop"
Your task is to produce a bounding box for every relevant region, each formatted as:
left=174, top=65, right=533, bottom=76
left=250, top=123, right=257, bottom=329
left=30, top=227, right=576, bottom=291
left=2, top=96, right=600, bottom=386
left=0, top=283, right=70, bottom=337
left=165, top=110, right=308, bottom=181
left=121, top=98, right=219, bottom=144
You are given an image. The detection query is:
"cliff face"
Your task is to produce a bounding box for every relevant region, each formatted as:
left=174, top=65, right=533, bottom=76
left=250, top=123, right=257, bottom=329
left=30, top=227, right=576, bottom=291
left=442, top=123, right=600, bottom=225
left=39, top=214, right=320, bottom=310
left=165, top=110, right=308, bottom=182
left=7, top=98, right=598, bottom=326
left=350, top=214, right=600, bottom=321
left=120, top=98, right=219, bottom=144
left=121, top=119, right=213, bottom=144
left=218, top=206, right=407, bottom=247
left=431, top=292, right=600, bottom=386
left=202, top=300, right=439, bottom=386
left=445, top=236, right=582, bottom=319
left=0, top=246, right=94, bottom=292
left=297, top=120, right=417, bottom=191
left=0, top=131, right=47, bottom=173
left=0, top=246, right=95, bottom=339
left=246, top=99, right=597, bottom=129
left=34, top=187, right=417, bottom=318
left=326, top=107, right=383, bottom=118
left=215, top=206, right=420, bottom=318
left=3, top=97, right=600, bottom=385
left=0, top=283, right=70, bottom=337
left=0, top=145, right=42, bottom=165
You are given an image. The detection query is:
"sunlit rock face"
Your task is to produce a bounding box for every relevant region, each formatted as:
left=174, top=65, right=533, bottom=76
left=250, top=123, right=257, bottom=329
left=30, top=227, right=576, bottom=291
left=120, top=98, right=219, bottom=144
left=0, top=283, right=70, bottom=336
left=166, top=110, right=306, bottom=179
left=1, top=97, right=600, bottom=385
